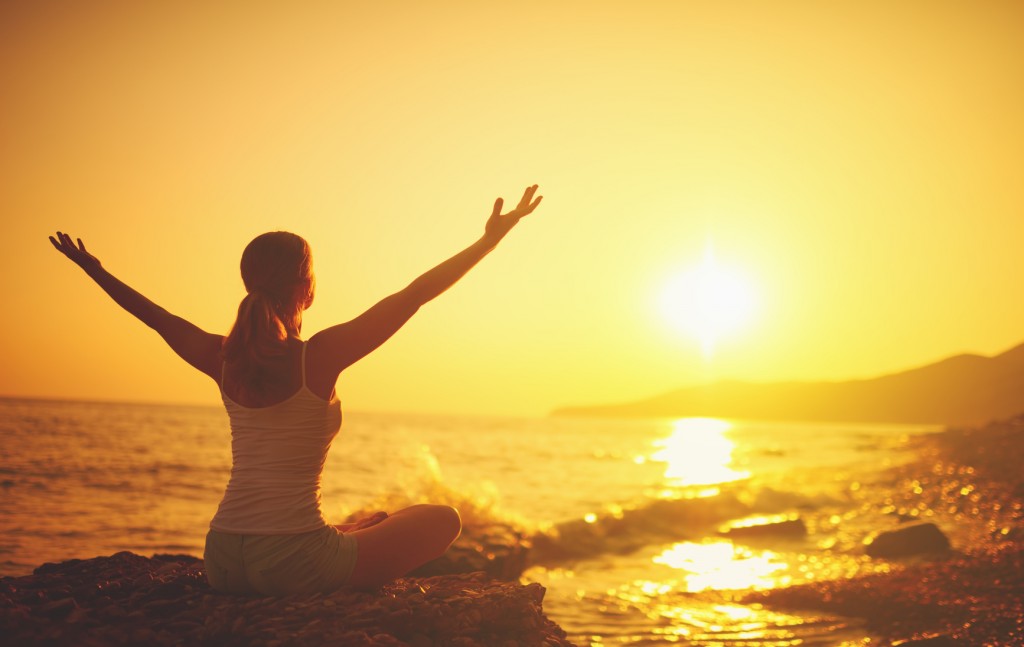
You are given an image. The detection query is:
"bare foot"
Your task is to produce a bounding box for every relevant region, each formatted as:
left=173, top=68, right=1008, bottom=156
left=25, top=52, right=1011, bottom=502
left=353, top=511, right=389, bottom=530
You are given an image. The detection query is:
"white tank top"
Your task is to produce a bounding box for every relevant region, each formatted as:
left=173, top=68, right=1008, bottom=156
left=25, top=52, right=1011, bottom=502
left=210, top=342, right=342, bottom=535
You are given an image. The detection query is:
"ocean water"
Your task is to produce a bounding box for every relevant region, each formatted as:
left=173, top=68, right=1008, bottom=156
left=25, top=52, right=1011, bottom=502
left=0, top=397, right=941, bottom=645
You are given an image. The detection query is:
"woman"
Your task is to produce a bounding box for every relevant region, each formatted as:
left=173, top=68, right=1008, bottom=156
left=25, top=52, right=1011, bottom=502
left=49, top=184, right=543, bottom=594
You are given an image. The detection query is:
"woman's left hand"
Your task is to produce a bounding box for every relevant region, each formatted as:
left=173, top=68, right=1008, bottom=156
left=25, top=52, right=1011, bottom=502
left=49, top=232, right=102, bottom=273
left=337, top=511, right=389, bottom=533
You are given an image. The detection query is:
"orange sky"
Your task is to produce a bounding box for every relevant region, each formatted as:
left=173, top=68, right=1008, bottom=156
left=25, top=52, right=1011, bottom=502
left=2, top=1, right=1023, bottom=416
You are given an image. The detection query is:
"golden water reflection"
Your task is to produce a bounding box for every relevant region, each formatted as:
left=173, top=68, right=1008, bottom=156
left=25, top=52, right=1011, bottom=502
left=528, top=544, right=881, bottom=646
left=650, top=418, right=750, bottom=487
left=653, top=540, right=792, bottom=592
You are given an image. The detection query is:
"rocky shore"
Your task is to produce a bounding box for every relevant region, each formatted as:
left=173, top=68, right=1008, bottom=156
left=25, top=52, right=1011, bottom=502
left=748, top=414, right=1024, bottom=646
left=0, top=550, right=572, bottom=646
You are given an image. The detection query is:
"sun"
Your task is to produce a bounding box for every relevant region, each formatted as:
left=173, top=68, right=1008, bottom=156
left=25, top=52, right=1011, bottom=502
left=660, top=245, right=757, bottom=355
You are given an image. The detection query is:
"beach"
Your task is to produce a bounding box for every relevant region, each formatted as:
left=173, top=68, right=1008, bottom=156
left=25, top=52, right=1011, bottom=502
left=6, top=1, right=1024, bottom=643
left=749, top=415, right=1024, bottom=645
left=2, top=398, right=1022, bottom=644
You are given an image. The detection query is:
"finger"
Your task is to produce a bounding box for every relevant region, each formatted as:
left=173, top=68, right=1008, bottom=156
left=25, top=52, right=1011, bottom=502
left=77, top=238, right=86, bottom=252
left=48, top=236, right=63, bottom=252
left=517, top=194, right=543, bottom=217
left=518, top=185, right=536, bottom=208
left=491, top=197, right=504, bottom=218
left=64, top=233, right=82, bottom=255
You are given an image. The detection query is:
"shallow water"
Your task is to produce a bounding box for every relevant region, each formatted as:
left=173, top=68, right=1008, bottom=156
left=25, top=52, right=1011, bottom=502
left=0, top=397, right=940, bottom=645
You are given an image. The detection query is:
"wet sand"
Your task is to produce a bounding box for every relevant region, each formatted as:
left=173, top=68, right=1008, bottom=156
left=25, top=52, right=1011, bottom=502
left=747, top=415, right=1024, bottom=646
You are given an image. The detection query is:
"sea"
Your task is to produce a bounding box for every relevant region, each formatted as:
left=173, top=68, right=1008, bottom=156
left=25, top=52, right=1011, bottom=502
left=0, top=396, right=944, bottom=646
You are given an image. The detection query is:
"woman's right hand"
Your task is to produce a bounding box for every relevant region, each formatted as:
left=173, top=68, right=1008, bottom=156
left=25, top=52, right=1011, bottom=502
left=49, top=231, right=102, bottom=273
left=483, top=184, right=543, bottom=244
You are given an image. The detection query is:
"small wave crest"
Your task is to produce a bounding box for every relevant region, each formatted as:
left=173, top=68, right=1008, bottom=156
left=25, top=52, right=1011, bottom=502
left=339, top=443, right=842, bottom=572
left=530, top=492, right=749, bottom=564
left=343, top=443, right=526, bottom=532
left=529, top=482, right=835, bottom=565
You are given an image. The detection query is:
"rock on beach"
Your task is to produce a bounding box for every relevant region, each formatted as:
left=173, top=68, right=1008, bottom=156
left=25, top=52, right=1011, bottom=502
left=864, top=521, right=951, bottom=559
left=0, top=551, right=573, bottom=647
left=720, top=516, right=808, bottom=541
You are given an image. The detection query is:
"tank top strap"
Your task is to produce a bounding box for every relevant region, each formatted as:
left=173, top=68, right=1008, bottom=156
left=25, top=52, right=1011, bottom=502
left=300, top=340, right=309, bottom=388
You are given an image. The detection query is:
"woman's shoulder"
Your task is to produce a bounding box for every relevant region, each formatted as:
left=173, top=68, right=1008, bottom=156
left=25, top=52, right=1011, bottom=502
left=300, top=334, right=340, bottom=401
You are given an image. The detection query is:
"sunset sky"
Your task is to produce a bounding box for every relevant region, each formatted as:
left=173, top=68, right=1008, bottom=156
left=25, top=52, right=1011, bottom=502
left=3, top=1, right=1022, bottom=416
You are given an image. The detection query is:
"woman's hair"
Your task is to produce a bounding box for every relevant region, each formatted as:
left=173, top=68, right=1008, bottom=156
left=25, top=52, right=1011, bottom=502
left=222, top=231, right=315, bottom=399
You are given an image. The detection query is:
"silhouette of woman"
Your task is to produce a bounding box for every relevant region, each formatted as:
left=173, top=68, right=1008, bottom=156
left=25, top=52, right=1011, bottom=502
left=49, top=184, right=543, bottom=594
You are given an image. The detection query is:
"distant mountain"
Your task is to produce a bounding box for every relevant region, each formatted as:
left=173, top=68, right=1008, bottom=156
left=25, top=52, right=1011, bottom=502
left=552, top=342, right=1024, bottom=425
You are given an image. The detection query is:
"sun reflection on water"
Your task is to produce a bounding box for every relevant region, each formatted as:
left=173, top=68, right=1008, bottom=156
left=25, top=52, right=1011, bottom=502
left=528, top=535, right=882, bottom=645
left=650, top=418, right=750, bottom=487
left=524, top=417, right=901, bottom=645
left=653, top=540, right=792, bottom=592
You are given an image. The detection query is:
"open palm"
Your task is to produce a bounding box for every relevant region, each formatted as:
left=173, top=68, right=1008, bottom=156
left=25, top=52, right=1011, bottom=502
left=49, top=231, right=101, bottom=272
left=484, top=184, right=543, bottom=242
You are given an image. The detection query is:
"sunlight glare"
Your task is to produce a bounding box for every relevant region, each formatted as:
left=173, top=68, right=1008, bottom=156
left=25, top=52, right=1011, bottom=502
left=661, top=244, right=757, bottom=355
left=651, top=418, right=749, bottom=487
left=653, top=541, right=790, bottom=592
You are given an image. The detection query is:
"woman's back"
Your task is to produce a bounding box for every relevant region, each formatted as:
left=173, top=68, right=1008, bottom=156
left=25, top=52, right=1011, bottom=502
left=212, top=340, right=342, bottom=535
left=221, top=337, right=340, bottom=407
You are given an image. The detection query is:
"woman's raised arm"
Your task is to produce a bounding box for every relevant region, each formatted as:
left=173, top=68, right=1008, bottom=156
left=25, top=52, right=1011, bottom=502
left=309, top=184, right=543, bottom=374
left=49, top=232, right=223, bottom=381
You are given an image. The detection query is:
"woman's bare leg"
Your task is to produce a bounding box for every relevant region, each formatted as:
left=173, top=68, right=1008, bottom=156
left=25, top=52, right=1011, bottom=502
left=346, top=504, right=462, bottom=588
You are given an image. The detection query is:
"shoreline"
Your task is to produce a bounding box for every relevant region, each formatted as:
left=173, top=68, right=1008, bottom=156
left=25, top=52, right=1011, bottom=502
left=748, top=415, right=1024, bottom=645
left=3, top=409, right=1022, bottom=644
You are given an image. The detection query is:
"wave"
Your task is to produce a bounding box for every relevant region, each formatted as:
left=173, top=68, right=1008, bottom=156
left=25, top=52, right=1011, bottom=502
left=529, top=483, right=841, bottom=565
left=341, top=441, right=861, bottom=569
left=352, top=447, right=834, bottom=569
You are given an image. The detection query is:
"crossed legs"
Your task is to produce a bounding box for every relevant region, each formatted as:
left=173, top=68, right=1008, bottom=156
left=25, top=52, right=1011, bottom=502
left=343, top=504, right=462, bottom=589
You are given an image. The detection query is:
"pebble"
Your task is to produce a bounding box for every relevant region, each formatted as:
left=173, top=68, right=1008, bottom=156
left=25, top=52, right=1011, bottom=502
left=865, top=521, right=951, bottom=558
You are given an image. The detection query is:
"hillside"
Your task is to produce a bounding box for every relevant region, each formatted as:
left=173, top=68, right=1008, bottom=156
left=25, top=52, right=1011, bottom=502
left=552, top=342, right=1024, bottom=425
